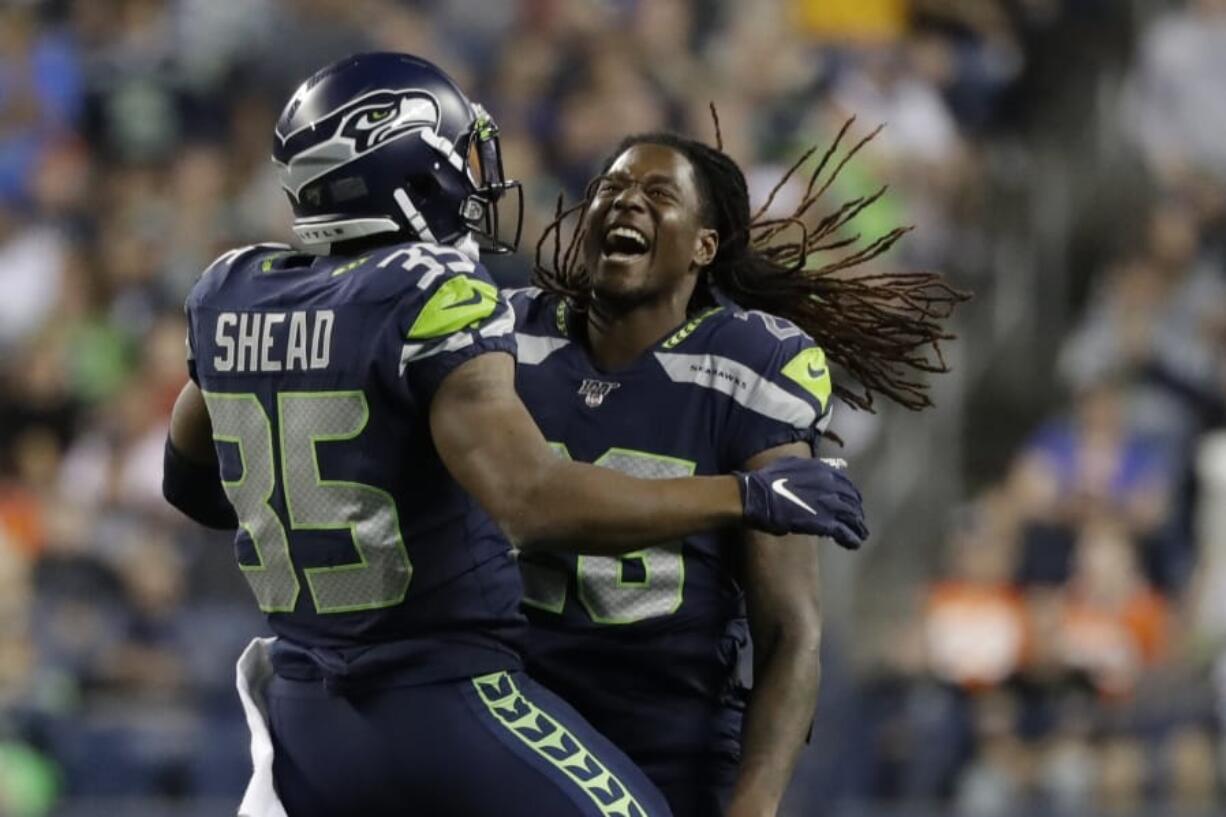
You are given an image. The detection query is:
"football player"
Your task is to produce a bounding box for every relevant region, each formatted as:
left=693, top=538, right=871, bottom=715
left=514, top=128, right=968, bottom=817
left=161, top=54, right=868, bottom=817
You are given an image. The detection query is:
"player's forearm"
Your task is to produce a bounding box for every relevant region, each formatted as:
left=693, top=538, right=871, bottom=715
left=728, top=628, right=821, bottom=817
left=732, top=497, right=822, bottom=817
left=163, top=437, right=237, bottom=529
left=512, top=461, right=742, bottom=553
left=163, top=381, right=237, bottom=529
left=428, top=357, right=743, bottom=552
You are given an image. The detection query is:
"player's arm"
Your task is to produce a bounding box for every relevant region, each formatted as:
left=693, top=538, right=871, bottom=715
left=727, top=442, right=823, bottom=817
left=431, top=352, right=746, bottom=551
left=163, top=380, right=237, bottom=529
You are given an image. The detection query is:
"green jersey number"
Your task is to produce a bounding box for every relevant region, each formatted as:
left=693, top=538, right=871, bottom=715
left=204, top=390, right=412, bottom=614
left=521, top=446, right=693, bottom=625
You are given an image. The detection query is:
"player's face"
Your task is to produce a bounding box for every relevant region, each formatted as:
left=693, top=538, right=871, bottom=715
left=582, top=144, right=717, bottom=307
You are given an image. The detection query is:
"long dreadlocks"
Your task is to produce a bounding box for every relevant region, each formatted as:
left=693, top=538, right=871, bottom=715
left=534, top=110, right=970, bottom=413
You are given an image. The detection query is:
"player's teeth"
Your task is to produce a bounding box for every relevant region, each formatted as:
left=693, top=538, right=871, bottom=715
left=606, top=227, right=647, bottom=248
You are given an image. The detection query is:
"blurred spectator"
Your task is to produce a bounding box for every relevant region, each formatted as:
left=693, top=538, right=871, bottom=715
left=954, top=692, right=1031, bottom=816
left=830, top=46, right=962, bottom=168
left=1124, top=0, right=1226, bottom=183
left=0, top=3, right=81, bottom=204
left=1192, top=432, right=1226, bottom=647
left=1010, top=379, right=1174, bottom=585
left=1161, top=725, right=1221, bottom=812
left=0, top=738, right=58, bottom=817
left=1060, top=199, right=1226, bottom=448
left=1058, top=520, right=1170, bottom=697
left=825, top=37, right=969, bottom=267
left=0, top=205, right=67, bottom=354
left=1034, top=696, right=1096, bottom=815
left=924, top=493, right=1027, bottom=689
left=77, top=0, right=183, bottom=162
left=0, top=427, right=60, bottom=561
left=1095, top=735, right=1148, bottom=814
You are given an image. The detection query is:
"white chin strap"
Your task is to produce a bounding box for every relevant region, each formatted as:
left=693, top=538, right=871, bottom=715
left=453, top=233, right=480, bottom=262
left=392, top=187, right=437, bottom=243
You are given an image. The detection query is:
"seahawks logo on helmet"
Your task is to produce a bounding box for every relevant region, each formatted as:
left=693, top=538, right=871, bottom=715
left=274, top=89, right=441, bottom=200
left=339, top=93, right=439, bottom=152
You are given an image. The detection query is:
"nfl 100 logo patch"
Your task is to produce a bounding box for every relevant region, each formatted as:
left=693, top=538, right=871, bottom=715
left=578, top=379, right=620, bottom=408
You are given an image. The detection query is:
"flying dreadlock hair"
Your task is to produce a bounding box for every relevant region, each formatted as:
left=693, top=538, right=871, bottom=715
left=534, top=110, right=971, bottom=412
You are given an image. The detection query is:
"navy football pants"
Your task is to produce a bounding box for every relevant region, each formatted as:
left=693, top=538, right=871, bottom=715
left=266, top=670, right=674, bottom=817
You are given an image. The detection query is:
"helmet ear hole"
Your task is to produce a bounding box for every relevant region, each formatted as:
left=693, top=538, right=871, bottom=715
left=301, top=183, right=324, bottom=208
left=406, top=174, right=440, bottom=202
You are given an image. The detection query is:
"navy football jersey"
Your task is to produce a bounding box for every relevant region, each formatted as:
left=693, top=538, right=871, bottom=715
left=185, top=240, right=523, bottom=684
left=509, top=288, right=833, bottom=784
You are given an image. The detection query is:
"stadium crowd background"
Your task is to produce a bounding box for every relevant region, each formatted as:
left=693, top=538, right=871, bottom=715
left=1, top=0, right=1224, bottom=815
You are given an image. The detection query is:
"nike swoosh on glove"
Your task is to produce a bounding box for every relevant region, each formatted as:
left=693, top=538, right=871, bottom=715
left=735, top=456, right=869, bottom=548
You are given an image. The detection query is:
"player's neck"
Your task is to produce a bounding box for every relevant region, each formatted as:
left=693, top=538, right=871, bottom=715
left=586, top=292, right=688, bottom=371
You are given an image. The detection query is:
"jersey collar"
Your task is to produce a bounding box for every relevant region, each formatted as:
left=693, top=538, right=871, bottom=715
left=555, top=298, right=727, bottom=379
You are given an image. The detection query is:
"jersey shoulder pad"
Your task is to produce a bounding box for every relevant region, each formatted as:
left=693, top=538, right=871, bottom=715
left=186, top=242, right=292, bottom=307
left=360, top=242, right=511, bottom=348
left=316, top=241, right=502, bottom=342
left=504, top=287, right=565, bottom=334
left=503, top=287, right=574, bottom=367
left=666, top=306, right=812, bottom=365
left=660, top=306, right=833, bottom=423
left=347, top=240, right=492, bottom=301
left=728, top=309, right=832, bottom=418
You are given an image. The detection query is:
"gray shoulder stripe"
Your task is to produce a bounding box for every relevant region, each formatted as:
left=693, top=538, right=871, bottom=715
left=516, top=333, right=570, bottom=365
left=479, top=304, right=515, bottom=338
left=400, top=308, right=514, bottom=375
left=654, top=352, right=817, bottom=429
left=400, top=332, right=474, bottom=374
left=501, top=286, right=543, bottom=300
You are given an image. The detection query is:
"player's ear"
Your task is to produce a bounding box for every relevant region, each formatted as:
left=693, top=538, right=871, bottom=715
left=693, top=227, right=718, bottom=269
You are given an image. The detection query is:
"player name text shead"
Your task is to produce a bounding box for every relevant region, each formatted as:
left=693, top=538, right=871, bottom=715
left=212, top=310, right=334, bottom=373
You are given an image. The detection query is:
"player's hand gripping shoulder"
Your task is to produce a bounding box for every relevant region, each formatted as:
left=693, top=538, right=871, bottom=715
left=735, top=456, right=868, bottom=549
left=429, top=353, right=869, bottom=549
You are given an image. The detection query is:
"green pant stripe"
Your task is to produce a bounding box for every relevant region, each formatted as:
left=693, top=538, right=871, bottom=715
left=472, top=672, right=646, bottom=817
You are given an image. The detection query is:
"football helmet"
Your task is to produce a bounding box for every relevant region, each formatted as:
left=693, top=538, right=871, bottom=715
left=273, top=52, right=521, bottom=253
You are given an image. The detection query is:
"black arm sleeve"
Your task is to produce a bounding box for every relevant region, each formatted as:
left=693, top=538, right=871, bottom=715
left=162, top=438, right=238, bottom=530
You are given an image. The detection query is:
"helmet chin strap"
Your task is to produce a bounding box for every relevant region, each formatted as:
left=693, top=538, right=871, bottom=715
left=393, top=187, right=438, bottom=243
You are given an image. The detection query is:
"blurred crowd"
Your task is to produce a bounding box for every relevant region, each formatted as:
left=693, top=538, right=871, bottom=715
left=0, top=0, right=1223, bottom=815
left=839, top=1, right=1226, bottom=814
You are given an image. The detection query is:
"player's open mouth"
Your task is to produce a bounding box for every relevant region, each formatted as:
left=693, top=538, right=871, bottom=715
left=600, top=224, right=651, bottom=263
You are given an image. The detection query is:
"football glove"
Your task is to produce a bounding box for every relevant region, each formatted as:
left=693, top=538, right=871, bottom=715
left=736, top=456, right=868, bottom=548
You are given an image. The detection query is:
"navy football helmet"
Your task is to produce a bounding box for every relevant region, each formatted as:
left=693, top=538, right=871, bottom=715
left=273, top=52, right=521, bottom=253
